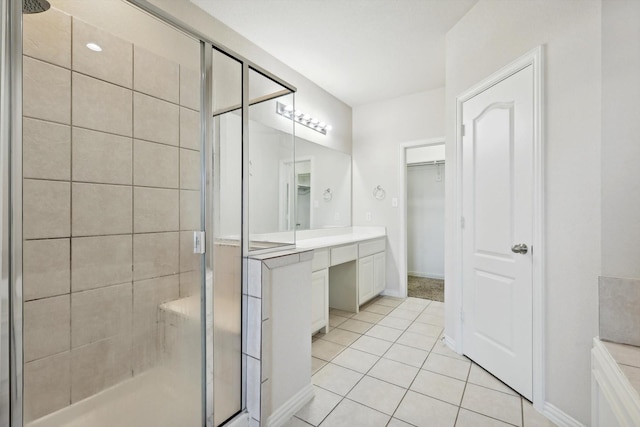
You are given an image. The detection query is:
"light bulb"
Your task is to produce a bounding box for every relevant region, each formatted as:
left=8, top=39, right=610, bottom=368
left=325, top=125, right=333, bottom=131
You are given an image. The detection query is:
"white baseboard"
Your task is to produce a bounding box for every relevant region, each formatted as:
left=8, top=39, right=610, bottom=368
left=541, top=402, right=585, bottom=427
left=225, top=412, right=250, bottom=427
left=407, top=272, right=445, bottom=280
left=266, top=384, right=314, bottom=427
left=443, top=334, right=457, bottom=352
left=381, top=289, right=404, bottom=298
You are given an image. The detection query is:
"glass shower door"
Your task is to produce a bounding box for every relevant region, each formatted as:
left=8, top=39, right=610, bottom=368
left=20, top=2, right=204, bottom=426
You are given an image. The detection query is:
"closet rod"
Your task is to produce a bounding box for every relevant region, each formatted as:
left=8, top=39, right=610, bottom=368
left=407, top=160, right=445, bottom=167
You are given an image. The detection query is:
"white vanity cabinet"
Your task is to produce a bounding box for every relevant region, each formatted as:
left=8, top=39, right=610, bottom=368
left=358, top=239, right=386, bottom=305
left=311, top=249, right=330, bottom=334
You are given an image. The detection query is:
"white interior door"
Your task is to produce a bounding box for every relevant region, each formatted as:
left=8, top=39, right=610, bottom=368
left=461, top=65, right=534, bottom=400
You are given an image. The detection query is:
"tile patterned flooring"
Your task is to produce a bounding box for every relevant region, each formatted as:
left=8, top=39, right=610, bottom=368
left=284, top=296, right=557, bottom=427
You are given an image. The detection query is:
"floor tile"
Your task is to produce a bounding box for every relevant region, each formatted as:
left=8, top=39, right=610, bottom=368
left=363, top=304, right=395, bottom=315
left=329, top=308, right=355, bottom=318
left=338, top=319, right=373, bottom=334
left=312, top=339, right=346, bottom=362
left=423, top=353, right=471, bottom=381
left=383, top=343, right=428, bottom=368
left=394, top=390, right=458, bottom=427
left=367, top=358, right=419, bottom=388
left=397, top=299, right=429, bottom=312
left=365, top=324, right=403, bottom=342
left=350, top=335, right=393, bottom=356
left=283, top=416, right=314, bottom=427
left=321, top=328, right=361, bottom=347
left=374, top=297, right=404, bottom=308
left=523, top=399, right=558, bottom=426
left=410, top=369, right=465, bottom=406
left=331, top=348, right=380, bottom=374
left=396, top=331, right=438, bottom=351
left=388, top=308, right=420, bottom=321
left=312, top=357, right=327, bottom=375
left=295, top=386, right=342, bottom=426
left=455, top=408, right=513, bottom=427
left=352, top=311, right=385, bottom=323
left=377, top=316, right=413, bottom=330
left=415, top=312, right=444, bottom=326
left=328, top=314, right=348, bottom=328
left=319, top=398, right=390, bottom=427
left=312, top=363, right=363, bottom=396
left=468, top=363, right=517, bottom=395
left=461, top=383, right=522, bottom=426
left=387, top=418, right=414, bottom=427
left=431, top=339, right=468, bottom=361
left=406, top=321, right=442, bottom=337
left=346, top=375, right=406, bottom=415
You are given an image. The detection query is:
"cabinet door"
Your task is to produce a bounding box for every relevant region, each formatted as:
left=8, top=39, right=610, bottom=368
left=311, top=269, right=329, bottom=333
left=374, top=251, right=386, bottom=295
left=358, top=255, right=374, bottom=305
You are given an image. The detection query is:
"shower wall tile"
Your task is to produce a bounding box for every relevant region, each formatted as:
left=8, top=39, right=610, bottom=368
left=72, top=18, right=133, bottom=88
left=180, top=270, right=200, bottom=298
left=133, top=92, right=179, bottom=146
left=180, top=67, right=200, bottom=111
left=180, top=107, right=200, bottom=151
left=180, top=190, right=200, bottom=231
left=133, top=274, right=180, bottom=335
left=23, top=179, right=70, bottom=240
left=23, top=7, right=71, bottom=68
left=23, top=57, right=71, bottom=124
left=71, top=283, right=132, bottom=348
left=72, top=183, right=132, bottom=236
left=24, top=295, right=70, bottom=362
left=23, top=118, right=71, bottom=181
left=71, top=333, right=132, bottom=403
left=132, top=334, right=159, bottom=375
left=180, top=231, right=201, bottom=273
left=23, top=351, right=71, bottom=423
left=23, top=238, right=70, bottom=301
left=133, top=187, right=179, bottom=233
left=133, top=232, right=179, bottom=280
left=71, top=235, right=133, bottom=292
left=133, top=140, right=179, bottom=188
left=180, top=148, right=201, bottom=190
left=134, top=46, right=179, bottom=103
left=72, top=72, right=133, bottom=137
left=72, top=128, right=132, bottom=185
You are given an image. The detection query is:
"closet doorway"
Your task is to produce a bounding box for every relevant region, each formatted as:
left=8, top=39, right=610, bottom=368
left=403, top=143, right=445, bottom=301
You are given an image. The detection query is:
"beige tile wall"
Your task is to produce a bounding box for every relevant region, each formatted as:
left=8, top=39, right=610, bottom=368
left=22, top=10, right=202, bottom=421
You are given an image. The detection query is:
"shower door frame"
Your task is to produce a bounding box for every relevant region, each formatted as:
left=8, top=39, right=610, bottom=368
left=0, top=1, right=297, bottom=426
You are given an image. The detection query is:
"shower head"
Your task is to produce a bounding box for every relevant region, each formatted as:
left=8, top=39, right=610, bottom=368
left=23, top=0, right=51, bottom=14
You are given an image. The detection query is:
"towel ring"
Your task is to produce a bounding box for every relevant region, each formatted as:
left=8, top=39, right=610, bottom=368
left=323, top=188, right=332, bottom=202
left=373, top=185, right=386, bottom=200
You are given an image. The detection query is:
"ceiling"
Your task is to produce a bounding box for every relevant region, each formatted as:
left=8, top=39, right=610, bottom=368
left=191, top=0, right=478, bottom=107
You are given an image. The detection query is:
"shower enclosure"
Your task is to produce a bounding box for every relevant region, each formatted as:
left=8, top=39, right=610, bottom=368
left=0, top=1, right=295, bottom=426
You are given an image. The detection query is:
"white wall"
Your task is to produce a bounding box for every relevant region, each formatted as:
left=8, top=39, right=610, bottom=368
left=601, top=0, right=640, bottom=279
left=352, top=88, right=445, bottom=295
left=444, top=1, right=601, bottom=424
left=407, top=164, right=445, bottom=279
left=149, top=0, right=353, bottom=155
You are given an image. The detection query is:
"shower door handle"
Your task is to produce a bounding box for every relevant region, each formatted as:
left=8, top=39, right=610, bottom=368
left=511, top=243, right=528, bottom=254
left=193, top=231, right=206, bottom=254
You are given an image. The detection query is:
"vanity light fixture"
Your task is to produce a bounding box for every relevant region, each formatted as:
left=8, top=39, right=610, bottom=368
left=276, top=102, right=331, bottom=135
left=86, top=42, right=102, bottom=52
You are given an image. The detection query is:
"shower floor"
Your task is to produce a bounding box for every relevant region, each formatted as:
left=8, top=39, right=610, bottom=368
left=27, top=366, right=201, bottom=427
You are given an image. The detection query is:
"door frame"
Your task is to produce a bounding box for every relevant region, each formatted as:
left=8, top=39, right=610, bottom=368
left=398, top=137, right=445, bottom=298
left=453, top=46, right=545, bottom=407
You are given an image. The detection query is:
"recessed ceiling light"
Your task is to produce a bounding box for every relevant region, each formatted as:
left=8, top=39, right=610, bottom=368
left=86, top=42, right=102, bottom=52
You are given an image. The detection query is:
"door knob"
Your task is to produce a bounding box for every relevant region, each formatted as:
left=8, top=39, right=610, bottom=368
left=511, top=243, right=528, bottom=254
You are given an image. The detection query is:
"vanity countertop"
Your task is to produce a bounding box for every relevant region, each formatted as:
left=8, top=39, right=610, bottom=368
left=296, top=226, right=386, bottom=250
left=601, top=339, right=640, bottom=396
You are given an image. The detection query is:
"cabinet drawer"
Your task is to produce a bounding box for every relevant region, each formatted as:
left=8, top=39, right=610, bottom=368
left=312, top=249, right=330, bottom=271
left=330, top=244, right=358, bottom=266
left=359, top=238, right=385, bottom=257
